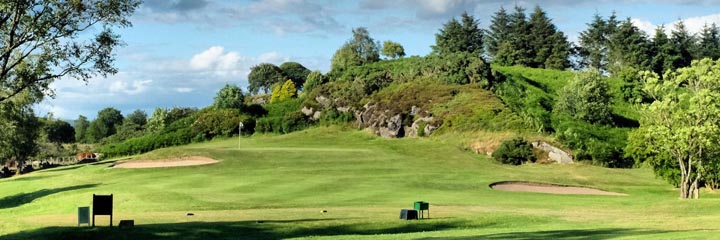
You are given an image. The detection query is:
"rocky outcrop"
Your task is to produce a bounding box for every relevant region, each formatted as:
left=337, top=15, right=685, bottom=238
left=301, top=106, right=322, bottom=120
left=355, top=103, right=439, bottom=138
left=532, top=141, right=573, bottom=164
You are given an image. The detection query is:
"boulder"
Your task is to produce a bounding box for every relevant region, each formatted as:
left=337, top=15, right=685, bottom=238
left=301, top=106, right=314, bottom=116
left=406, top=117, right=434, bottom=138
left=378, top=114, right=404, bottom=138
left=315, top=96, right=331, bottom=108
left=532, top=141, right=573, bottom=164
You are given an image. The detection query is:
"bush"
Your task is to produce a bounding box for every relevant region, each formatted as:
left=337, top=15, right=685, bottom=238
left=192, top=108, right=255, bottom=139
left=255, top=98, right=312, bottom=134
left=492, top=137, right=536, bottom=165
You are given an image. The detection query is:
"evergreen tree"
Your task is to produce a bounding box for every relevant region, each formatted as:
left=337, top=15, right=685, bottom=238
left=607, top=18, right=651, bottom=76
left=650, top=25, right=678, bottom=76
left=670, top=20, right=696, bottom=69
left=486, top=6, right=511, bottom=57
left=495, top=6, right=533, bottom=66
left=578, top=13, right=607, bottom=70
left=527, top=6, right=570, bottom=69
left=697, top=23, right=720, bottom=60
left=433, top=12, right=484, bottom=55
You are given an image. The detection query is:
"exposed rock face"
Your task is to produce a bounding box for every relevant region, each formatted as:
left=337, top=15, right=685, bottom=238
left=406, top=117, right=434, bottom=138
left=301, top=106, right=323, bottom=121
left=249, top=95, right=269, bottom=105
left=315, top=96, right=331, bottom=108
left=355, top=103, right=439, bottom=138
left=532, top=141, right=573, bottom=164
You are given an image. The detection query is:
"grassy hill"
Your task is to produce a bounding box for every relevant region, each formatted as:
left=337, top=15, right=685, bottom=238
left=2, top=126, right=720, bottom=239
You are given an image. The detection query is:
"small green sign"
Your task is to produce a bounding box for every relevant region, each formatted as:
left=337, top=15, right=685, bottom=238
left=78, top=206, right=90, bottom=226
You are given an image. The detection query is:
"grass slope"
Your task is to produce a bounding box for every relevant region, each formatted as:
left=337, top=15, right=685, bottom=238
left=1, top=127, right=720, bottom=239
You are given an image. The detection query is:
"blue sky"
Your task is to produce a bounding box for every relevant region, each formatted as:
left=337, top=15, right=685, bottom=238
left=37, top=0, right=720, bottom=120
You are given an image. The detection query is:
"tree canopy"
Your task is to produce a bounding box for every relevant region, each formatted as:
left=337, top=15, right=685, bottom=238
left=381, top=41, right=405, bottom=59
left=631, top=59, right=720, bottom=199
left=279, top=62, right=311, bottom=89
left=248, top=63, right=284, bottom=94
left=331, top=27, right=380, bottom=73
left=213, top=84, right=245, bottom=109
left=433, top=12, right=484, bottom=56
left=0, top=0, right=140, bottom=103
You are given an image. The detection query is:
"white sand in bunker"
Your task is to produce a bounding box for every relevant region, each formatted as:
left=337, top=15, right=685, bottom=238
left=490, top=181, right=626, bottom=196
left=113, top=156, right=219, bottom=169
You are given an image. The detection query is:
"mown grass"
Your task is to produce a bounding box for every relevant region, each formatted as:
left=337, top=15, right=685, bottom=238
left=1, top=126, right=720, bottom=239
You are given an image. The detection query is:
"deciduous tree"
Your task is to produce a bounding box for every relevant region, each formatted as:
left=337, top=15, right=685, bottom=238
left=634, top=59, right=720, bottom=199
left=248, top=63, right=284, bottom=94
left=213, top=84, right=245, bottom=110
left=0, top=0, right=140, bottom=104
left=381, top=40, right=405, bottom=59
left=279, top=62, right=311, bottom=89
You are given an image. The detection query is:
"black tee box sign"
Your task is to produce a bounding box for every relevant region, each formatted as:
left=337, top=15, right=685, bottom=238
left=93, top=194, right=113, bottom=226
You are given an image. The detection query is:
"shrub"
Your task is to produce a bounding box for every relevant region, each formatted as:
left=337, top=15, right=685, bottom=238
left=192, top=108, right=255, bottom=139
left=492, top=137, right=536, bottom=165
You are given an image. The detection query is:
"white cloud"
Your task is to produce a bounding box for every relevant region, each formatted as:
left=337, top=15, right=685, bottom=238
left=681, top=13, right=720, bottom=33
left=175, top=87, right=194, bottom=93
left=632, top=13, right=720, bottom=35
left=631, top=18, right=657, bottom=35
left=257, top=51, right=291, bottom=64
left=109, top=80, right=153, bottom=95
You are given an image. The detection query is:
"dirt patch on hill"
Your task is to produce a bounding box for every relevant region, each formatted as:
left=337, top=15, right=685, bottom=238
left=113, top=156, right=219, bottom=169
left=489, top=181, right=626, bottom=196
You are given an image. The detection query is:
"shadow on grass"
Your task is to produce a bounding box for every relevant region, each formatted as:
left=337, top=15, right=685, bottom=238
left=0, top=184, right=100, bottom=209
left=0, top=219, right=481, bottom=240
left=8, top=175, right=55, bottom=182
left=418, top=228, right=685, bottom=239
left=39, top=165, right=85, bottom=173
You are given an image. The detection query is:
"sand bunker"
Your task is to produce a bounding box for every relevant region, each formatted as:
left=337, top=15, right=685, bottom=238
left=113, top=156, right=219, bottom=169
left=490, top=181, right=626, bottom=196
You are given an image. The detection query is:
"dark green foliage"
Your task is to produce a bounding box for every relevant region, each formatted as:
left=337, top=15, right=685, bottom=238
left=74, top=115, right=89, bottom=143
left=44, top=120, right=75, bottom=144
left=486, top=6, right=511, bottom=57
left=192, top=108, right=255, bottom=139
left=330, top=27, right=380, bottom=74
left=608, top=19, right=652, bottom=75
left=248, top=63, right=284, bottom=94
left=492, top=137, right=536, bottom=165
left=279, top=62, right=311, bottom=89
left=625, top=128, right=679, bottom=186
left=86, top=107, right=124, bottom=143
left=213, top=84, right=245, bottom=110
left=670, top=21, right=696, bottom=69
left=381, top=40, right=405, bottom=59
left=650, top=25, right=677, bottom=76
left=0, top=97, right=40, bottom=165
left=696, top=23, right=720, bottom=60
left=318, top=109, right=354, bottom=126
left=578, top=13, right=611, bottom=70
left=255, top=99, right=309, bottom=134
left=433, top=12, right=484, bottom=56
left=427, top=52, right=492, bottom=87
left=126, top=109, right=147, bottom=127
left=553, top=114, right=632, bottom=168
left=528, top=6, right=571, bottom=69
left=495, top=6, right=533, bottom=66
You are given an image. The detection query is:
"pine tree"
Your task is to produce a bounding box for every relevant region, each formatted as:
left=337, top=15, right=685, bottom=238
left=433, top=12, right=484, bottom=56
left=650, top=25, right=678, bottom=76
left=486, top=6, right=511, bottom=57
left=527, top=5, right=570, bottom=69
left=495, top=6, right=533, bottom=66
left=670, top=20, right=696, bottom=69
left=697, top=23, right=720, bottom=60
left=578, top=13, right=608, bottom=70
left=608, top=18, right=651, bottom=76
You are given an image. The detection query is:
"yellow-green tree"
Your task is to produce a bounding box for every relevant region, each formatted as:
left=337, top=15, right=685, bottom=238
left=270, top=80, right=297, bottom=103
